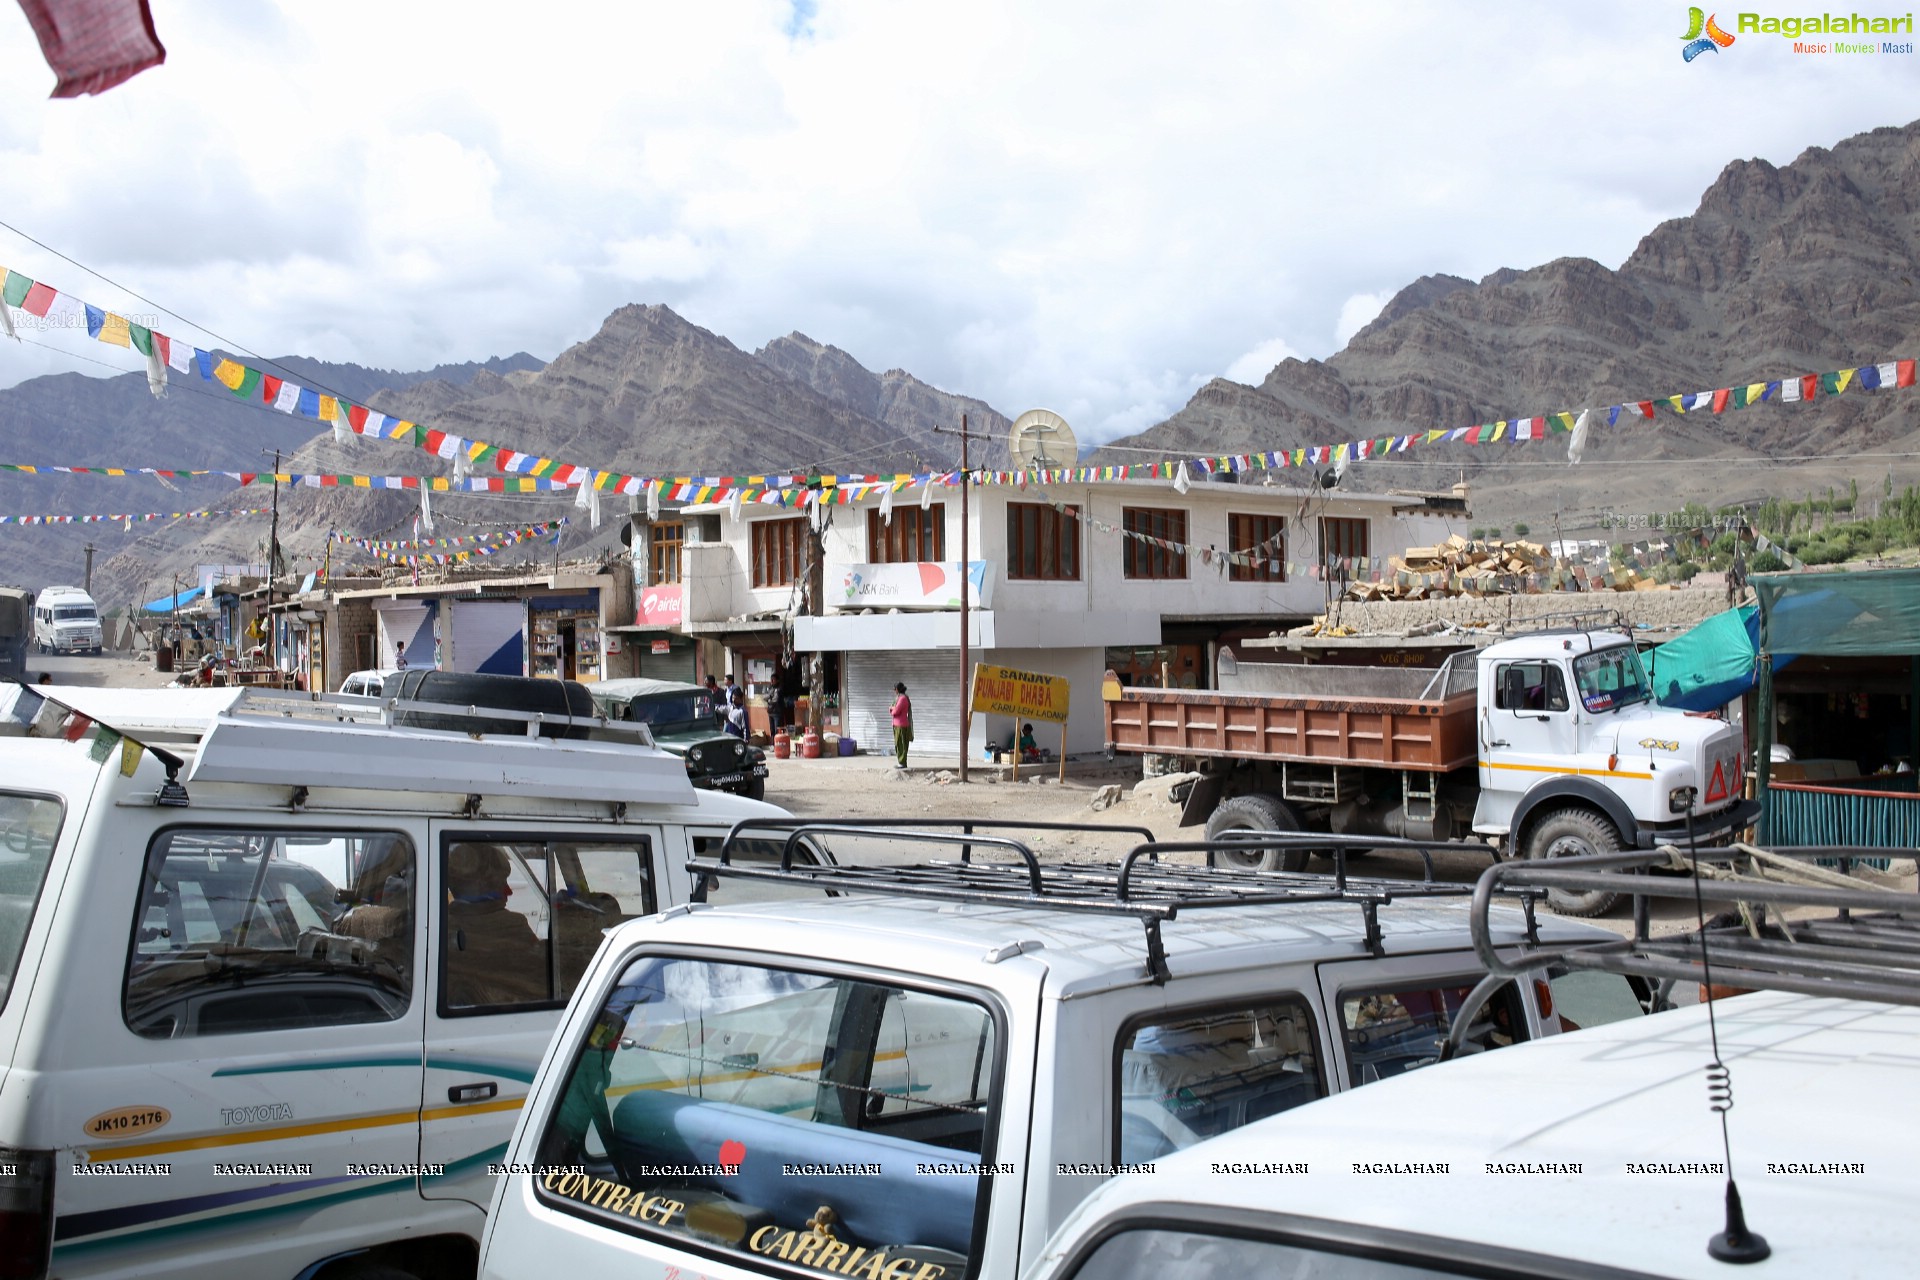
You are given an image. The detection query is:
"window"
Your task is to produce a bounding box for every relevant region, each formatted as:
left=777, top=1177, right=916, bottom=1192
left=1340, top=980, right=1526, bottom=1085
left=1228, top=513, right=1286, bottom=583
left=1007, top=503, right=1080, bottom=581
left=750, top=517, right=808, bottom=589
left=1319, top=516, right=1370, bottom=570
left=0, top=791, right=63, bottom=1016
left=1116, top=998, right=1324, bottom=1165
left=1494, top=662, right=1569, bottom=713
left=125, top=828, right=414, bottom=1037
left=1065, top=1229, right=1470, bottom=1279
left=867, top=505, right=945, bottom=563
left=1572, top=646, right=1652, bottom=713
left=534, top=957, right=1001, bottom=1275
left=1122, top=507, right=1188, bottom=580
left=648, top=521, right=684, bottom=585
left=441, top=837, right=655, bottom=1014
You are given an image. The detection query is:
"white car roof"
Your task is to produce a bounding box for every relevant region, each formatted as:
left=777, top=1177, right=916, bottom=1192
left=609, top=891, right=1614, bottom=992
left=1034, top=990, right=1918, bottom=1279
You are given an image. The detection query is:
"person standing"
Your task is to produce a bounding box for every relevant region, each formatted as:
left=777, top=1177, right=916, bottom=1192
left=890, top=682, right=913, bottom=769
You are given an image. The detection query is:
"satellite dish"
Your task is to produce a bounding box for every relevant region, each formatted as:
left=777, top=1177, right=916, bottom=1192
left=1008, top=409, right=1078, bottom=470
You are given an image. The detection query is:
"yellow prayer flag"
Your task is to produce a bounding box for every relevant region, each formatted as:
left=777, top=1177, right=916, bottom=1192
left=120, top=739, right=145, bottom=778
left=1835, top=368, right=1854, bottom=394
left=213, top=358, right=246, bottom=391
left=98, top=312, right=132, bottom=347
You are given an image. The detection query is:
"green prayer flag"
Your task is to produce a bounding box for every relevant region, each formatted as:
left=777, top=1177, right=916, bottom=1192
left=232, top=366, right=262, bottom=399
left=128, top=323, right=152, bottom=356
left=2, top=271, right=30, bottom=308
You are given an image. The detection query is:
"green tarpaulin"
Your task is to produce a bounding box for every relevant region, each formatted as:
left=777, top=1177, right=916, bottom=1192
left=1646, top=605, right=1764, bottom=712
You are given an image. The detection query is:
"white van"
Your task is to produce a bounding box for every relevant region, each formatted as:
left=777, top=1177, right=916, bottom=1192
left=33, top=585, right=102, bottom=655
left=0, top=680, right=808, bottom=1280
left=1025, top=990, right=1919, bottom=1280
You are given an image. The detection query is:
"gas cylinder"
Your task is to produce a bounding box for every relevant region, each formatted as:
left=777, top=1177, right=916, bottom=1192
left=773, top=729, right=792, bottom=759
left=801, top=728, right=822, bottom=759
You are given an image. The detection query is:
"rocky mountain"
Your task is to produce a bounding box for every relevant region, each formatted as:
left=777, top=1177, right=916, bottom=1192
left=9, top=115, right=1920, bottom=611
left=1094, top=118, right=1920, bottom=539
left=0, top=305, right=1009, bottom=610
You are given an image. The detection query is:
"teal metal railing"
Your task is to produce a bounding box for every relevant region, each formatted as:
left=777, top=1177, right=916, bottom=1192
left=1765, top=777, right=1920, bottom=868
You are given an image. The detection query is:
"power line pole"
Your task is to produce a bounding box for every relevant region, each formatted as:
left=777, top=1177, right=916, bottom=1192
left=264, top=449, right=282, bottom=667
left=958, top=414, right=970, bottom=784
left=83, top=542, right=96, bottom=595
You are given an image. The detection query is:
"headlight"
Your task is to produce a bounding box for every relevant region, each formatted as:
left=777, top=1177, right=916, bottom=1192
left=1669, top=786, right=1697, bottom=814
left=689, top=747, right=704, bottom=765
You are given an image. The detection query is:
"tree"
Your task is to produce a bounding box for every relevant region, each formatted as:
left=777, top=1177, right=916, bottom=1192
left=1513, top=522, right=1531, bottom=537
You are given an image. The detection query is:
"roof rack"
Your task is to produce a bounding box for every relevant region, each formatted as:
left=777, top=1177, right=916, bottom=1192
left=691, top=819, right=1479, bottom=982
left=1449, top=844, right=1920, bottom=1055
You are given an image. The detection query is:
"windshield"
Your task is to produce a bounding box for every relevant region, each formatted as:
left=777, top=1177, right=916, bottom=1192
left=535, top=955, right=1000, bottom=1277
left=623, top=693, right=714, bottom=728
left=0, top=792, right=64, bottom=1014
left=53, top=606, right=96, bottom=623
left=1571, top=645, right=1651, bottom=713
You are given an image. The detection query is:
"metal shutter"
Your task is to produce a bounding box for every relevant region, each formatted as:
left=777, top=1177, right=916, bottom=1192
left=449, top=601, right=527, bottom=674
left=845, top=649, right=966, bottom=758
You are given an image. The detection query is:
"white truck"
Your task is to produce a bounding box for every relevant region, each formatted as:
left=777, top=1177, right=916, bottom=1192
left=0, top=678, right=810, bottom=1280
left=32, top=584, right=103, bottom=656
left=1104, top=626, right=1758, bottom=914
left=475, top=820, right=1645, bottom=1280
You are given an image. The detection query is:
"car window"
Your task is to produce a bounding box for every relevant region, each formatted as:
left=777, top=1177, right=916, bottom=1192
left=1572, top=646, right=1651, bottom=713
left=0, top=791, right=64, bottom=1016
left=1340, top=980, right=1527, bottom=1084
left=1064, top=1227, right=1475, bottom=1279
left=1546, top=969, right=1647, bottom=1030
left=124, top=828, right=414, bottom=1038
left=690, top=833, right=839, bottom=906
left=1493, top=662, right=1567, bottom=713
left=440, top=837, right=654, bottom=1014
left=1117, top=997, right=1325, bottom=1165
left=533, top=956, right=1000, bottom=1278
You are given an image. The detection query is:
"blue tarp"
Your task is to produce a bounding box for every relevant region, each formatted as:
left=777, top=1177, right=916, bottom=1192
left=141, top=586, right=205, bottom=613
left=1647, top=604, right=1799, bottom=712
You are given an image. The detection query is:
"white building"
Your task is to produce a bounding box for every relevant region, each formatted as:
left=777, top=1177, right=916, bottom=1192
left=627, top=478, right=1467, bottom=759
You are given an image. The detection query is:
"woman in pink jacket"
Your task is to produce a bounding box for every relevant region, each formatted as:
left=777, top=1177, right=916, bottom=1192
left=890, top=682, right=913, bottom=769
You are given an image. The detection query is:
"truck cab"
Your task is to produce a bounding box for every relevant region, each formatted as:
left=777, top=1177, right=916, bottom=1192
left=1472, top=632, right=1749, bottom=913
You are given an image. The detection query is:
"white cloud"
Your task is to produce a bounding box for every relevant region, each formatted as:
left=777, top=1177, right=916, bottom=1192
left=0, top=0, right=1912, bottom=455
left=1225, top=337, right=1304, bottom=387
left=1334, top=292, right=1393, bottom=350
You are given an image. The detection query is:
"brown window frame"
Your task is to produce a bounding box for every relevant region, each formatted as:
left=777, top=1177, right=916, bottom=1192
left=1228, top=513, right=1286, bottom=583
left=866, top=505, right=945, bottom=564
left=648, top=521, right=684, bottom=586
left=1122, top=507, right=1189, bottom=581
left=750, top=517, right=808, bottom=589
left=1320, top=516, right=1370, bottom=571
left=1006, top=502, right=1081, bottom=581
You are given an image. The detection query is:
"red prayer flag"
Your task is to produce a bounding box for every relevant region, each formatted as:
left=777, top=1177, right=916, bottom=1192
left=16, top=0, right=166, bottom=98
left=1900, top=360, right=1916, bottom=389
left=260, top=375, right=282, bottom=404
left=20, top=281, right=55, bottom=316
left=1711, top=388, right=1729, bottom=413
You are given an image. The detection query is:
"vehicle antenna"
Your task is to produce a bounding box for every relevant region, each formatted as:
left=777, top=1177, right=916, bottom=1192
left=1684, top=801, right=1770, bottom=1264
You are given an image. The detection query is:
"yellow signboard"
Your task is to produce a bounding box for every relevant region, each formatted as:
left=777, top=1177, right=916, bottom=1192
left=970, top=663, right=1070, bottom=723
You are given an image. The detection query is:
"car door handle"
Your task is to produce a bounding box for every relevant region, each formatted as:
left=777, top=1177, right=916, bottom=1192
left=1487, top=739, right=1509, bottom=748
left=448, top=1081, right=499, bottom=1104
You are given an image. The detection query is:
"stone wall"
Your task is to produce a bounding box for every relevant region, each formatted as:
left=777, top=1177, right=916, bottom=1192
left=1308, top=586, right=1734, bottom=639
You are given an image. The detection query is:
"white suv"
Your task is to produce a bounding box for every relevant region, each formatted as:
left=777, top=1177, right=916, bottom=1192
left=476, top=822, right=1645, bottom=1280
left=1025, top=989, right=1916, bottom=1280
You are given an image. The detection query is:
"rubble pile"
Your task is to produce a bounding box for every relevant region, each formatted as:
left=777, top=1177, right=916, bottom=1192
left=1343, top=535, right=1662, bottom=601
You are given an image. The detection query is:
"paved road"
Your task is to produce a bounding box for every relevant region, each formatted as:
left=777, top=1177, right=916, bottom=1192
left=21, top=650, right=177, bottom=689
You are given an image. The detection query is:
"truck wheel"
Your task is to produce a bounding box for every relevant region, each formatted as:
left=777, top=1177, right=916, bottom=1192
left=1523, top=808, right=1622, bottom=916
left=743, top=776, right=767, bottom=801
left=1206, top=794, right=1309, bottom=872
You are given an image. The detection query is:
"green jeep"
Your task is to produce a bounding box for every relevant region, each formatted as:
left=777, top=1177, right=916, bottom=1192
left=589, top=677, right=769, bottom=800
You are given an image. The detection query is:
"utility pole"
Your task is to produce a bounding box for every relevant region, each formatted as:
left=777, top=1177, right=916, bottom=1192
left=264, top=449, right=282, bottom=667
left=83, top=542, right=96, bottom=594
left=958, top=414, right=970, bottom=784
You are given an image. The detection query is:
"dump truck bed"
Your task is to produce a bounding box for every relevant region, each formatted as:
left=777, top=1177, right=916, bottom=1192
left=1103, top=652, right=1479, bottom=772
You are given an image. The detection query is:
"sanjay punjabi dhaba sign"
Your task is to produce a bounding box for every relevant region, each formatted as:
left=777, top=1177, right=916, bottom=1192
left=970, top=663, right=1070, bottom=724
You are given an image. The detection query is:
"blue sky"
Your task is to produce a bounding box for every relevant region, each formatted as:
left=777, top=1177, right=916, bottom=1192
left=0, top=1, right=1913, bottom=449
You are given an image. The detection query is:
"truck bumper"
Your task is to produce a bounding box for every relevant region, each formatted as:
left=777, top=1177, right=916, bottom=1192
left=1632, top=798, right=1762, bottom=849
